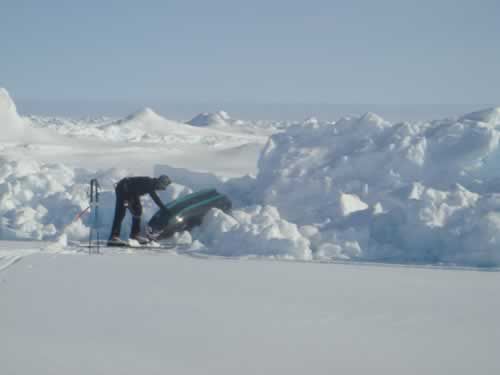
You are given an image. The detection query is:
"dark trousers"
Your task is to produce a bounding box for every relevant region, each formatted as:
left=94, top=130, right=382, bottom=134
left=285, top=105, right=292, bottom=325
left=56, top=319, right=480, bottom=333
left=109, top=184, right=143, bottom=239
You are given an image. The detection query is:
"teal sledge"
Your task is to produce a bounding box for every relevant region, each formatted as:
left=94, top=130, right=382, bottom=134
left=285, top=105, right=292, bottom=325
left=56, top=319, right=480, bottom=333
left=146, top=189, right=231, bottom=239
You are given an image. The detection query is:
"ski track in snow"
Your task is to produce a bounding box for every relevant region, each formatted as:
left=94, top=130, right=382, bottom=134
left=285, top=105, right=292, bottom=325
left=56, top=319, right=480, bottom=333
left=0, top=242, right=46, bottom=272
left=0, top=255, right=24, bottom=272
left=1, top=237, right=499, bottom=278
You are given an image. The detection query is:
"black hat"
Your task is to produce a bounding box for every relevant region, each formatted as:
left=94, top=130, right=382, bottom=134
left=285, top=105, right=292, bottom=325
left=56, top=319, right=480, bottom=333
left=156, top=175, right=171, bottom=190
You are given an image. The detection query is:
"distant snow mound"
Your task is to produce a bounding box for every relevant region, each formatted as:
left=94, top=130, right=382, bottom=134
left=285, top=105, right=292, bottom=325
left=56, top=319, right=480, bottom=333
left=111, top=107, right=179, bottom=132
left=256, top=108, right=500, bottom=266
left=101, top=107, right=188, bottom=140
left=121, top=107, right=167, bottom=124
left=187, top=111, right=231, bottom=127
left=98, top=107, right=257, bottom=146
left=460, top=107, right=500, bottom=124
left=186, top=111, right=282, bottom=136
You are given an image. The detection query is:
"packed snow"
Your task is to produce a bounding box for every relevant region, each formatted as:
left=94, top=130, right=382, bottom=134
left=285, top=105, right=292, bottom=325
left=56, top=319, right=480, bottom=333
left=1, top=88, right=500, bottom=267
left=2, top=250, right=499, bottom=375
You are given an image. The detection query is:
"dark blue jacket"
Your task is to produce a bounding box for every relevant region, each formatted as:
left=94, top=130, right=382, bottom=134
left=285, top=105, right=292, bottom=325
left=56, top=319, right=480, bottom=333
left=117, top=177, right=167, bottom=210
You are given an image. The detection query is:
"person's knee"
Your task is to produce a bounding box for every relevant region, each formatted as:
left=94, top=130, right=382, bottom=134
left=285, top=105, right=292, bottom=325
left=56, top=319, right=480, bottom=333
left=129, top=203, right=142, bottom=217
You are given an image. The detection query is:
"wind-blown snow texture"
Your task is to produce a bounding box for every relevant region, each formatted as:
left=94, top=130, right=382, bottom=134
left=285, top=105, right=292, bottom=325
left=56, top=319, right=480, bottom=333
left=1, top=88, right=500, bottom=267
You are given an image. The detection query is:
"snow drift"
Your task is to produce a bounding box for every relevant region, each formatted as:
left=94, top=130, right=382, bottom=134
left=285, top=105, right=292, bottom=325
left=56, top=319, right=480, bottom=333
left=256, top=108, right=500, bottom=266
left=0, top=88, right=29, bottom=141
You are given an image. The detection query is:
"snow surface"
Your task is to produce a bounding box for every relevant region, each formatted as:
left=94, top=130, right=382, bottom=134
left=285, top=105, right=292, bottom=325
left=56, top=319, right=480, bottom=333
left=2, top=248, right=499, bottom=375
left=1, top=87, right=500, bottom=373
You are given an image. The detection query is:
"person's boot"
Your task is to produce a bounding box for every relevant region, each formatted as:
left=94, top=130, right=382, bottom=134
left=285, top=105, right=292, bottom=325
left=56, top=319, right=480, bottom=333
left=130, top=234, right=150, bottom=245
left=107, top=236, right=127, bottom=247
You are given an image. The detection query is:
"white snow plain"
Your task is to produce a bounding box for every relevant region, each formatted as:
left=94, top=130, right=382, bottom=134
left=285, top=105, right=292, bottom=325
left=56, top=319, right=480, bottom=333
left=2, top=250, right=499, bottom=375
left=1, top=87, right=500, bottom=374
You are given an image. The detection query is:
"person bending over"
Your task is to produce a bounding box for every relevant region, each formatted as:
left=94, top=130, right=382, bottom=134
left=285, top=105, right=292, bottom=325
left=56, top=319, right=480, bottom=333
left=108, top=175, right=171, bottom=246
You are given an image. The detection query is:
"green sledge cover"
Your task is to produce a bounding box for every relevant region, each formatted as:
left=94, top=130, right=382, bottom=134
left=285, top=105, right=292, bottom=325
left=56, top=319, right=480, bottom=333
left=146, top=189, right=232, bottom=239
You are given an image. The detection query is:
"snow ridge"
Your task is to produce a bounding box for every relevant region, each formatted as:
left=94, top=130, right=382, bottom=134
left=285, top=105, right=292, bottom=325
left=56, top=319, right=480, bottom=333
left=256, top=106, right=500, bottom=265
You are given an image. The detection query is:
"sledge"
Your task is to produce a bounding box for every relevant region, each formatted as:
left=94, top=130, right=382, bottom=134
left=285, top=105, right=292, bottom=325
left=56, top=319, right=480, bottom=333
left=146, top=188, right=232, bottom=239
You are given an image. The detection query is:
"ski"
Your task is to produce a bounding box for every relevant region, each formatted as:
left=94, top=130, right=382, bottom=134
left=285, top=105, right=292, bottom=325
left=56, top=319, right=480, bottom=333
left=69, top=239, right=180, bottom=251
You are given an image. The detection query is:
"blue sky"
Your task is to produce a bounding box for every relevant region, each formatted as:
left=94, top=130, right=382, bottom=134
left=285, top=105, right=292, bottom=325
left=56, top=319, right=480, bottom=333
left=1, top=0, right=499, bottom=117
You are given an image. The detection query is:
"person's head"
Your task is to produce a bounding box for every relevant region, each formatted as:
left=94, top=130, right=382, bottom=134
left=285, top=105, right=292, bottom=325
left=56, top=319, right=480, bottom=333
left=155, top=175, right=171, bottom=190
